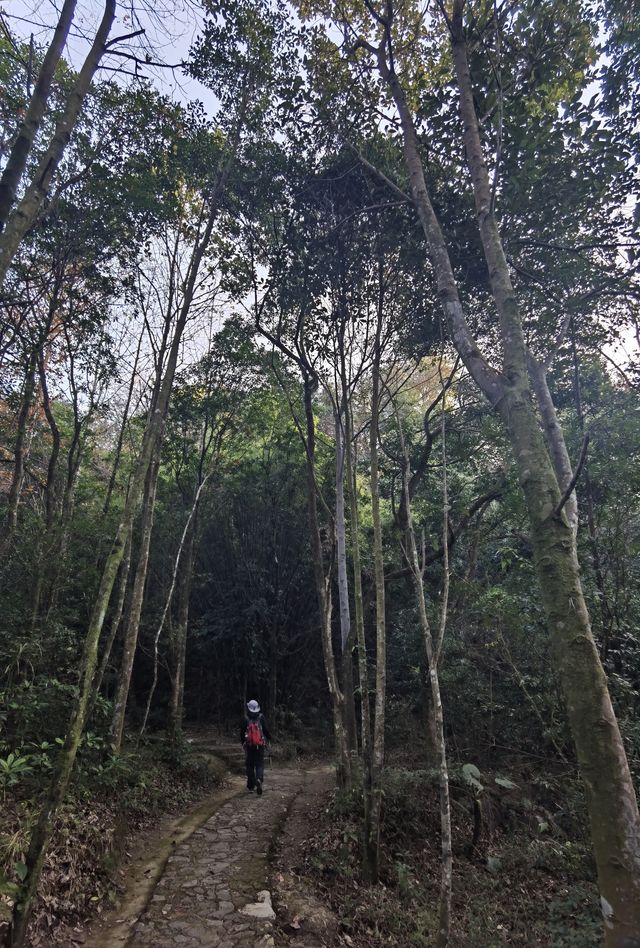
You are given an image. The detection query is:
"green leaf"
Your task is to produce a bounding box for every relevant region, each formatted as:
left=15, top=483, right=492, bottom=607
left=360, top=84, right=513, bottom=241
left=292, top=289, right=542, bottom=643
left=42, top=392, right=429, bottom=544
left=15, top=862, right=28, bottom=882
left=486, top=855, right=502, bottom=874
left=462, top=763, right=484, bottom=792
left=495, top=776, right=518, bottom=790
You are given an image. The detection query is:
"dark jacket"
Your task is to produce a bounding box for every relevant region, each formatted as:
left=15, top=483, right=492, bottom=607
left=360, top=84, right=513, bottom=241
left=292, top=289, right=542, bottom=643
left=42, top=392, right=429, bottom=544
left=240, top=710, right=271, bottom=746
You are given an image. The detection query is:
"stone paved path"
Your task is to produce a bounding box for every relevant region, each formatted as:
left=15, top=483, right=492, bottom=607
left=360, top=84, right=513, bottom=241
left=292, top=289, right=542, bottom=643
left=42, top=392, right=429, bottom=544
left=127, top=767, right=304, bottom=948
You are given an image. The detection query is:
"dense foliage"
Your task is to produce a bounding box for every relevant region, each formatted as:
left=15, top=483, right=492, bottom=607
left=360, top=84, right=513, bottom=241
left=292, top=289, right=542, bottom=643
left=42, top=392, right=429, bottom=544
left=1, top=0, right=639, bottom=944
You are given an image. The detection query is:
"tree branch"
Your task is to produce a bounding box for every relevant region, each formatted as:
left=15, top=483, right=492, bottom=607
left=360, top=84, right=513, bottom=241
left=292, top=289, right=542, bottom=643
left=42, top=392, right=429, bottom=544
left=554, top=433, right=589, bottom=519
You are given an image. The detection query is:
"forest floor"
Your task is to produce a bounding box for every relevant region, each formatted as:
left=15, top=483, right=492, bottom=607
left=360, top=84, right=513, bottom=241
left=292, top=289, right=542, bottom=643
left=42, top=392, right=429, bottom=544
left=17, top=735, right=601, bottom=947
left=82, top=736, right=342, bottom=948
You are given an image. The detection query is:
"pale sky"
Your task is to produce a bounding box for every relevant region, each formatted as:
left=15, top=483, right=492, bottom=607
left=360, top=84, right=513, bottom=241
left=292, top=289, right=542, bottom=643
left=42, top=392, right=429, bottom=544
left=2, top=0, right=218, bottom=114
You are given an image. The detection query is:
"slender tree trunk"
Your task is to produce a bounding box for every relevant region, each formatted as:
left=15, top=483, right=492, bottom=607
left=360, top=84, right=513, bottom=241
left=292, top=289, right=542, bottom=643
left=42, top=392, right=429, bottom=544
left=448, top=11, right=640, bottom=939
left=104, top=326, right=144, bottom=516
left=167, top=521, right=196, bottom=747
left=1, top=349, right=37, bottom=559
left=109, top=449, right=161, bottom=752
left=106, top=270, right=174, bottom=732
left=366, top=307, right=387, bottom=883
left=30, top=352, right=62, bottom=627
left=571, top=334, right=613, bottom=651
left=268, top=623, right=278, bottom=725
left=38, top=352, right=61, bottom=531
left=344, top=392, right=372, bottom=853
left=0, top=0, right=116, bottom=285
left=303, top=375, right=349, bottom=787
left=335, top=408, right=357, bottom=762
left=44, top=417, right=87, bottom=620
left=7, top=127, right=241, bottom=947
left=397, top=407, right=452, bottom=947
left=368, top=11, right=640, bottom=940
left=91, top=529, right=132, bottom=710
left=142, top=469, right=212, bottom=740
left=0, top=0, right=77, bottom=230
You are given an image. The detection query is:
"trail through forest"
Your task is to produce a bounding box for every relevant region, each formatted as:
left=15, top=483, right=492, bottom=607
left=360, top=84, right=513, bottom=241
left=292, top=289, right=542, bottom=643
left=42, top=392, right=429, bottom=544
left=3, top=1, right=640, bottom=944
left=87, top=740, right=336, bottom=948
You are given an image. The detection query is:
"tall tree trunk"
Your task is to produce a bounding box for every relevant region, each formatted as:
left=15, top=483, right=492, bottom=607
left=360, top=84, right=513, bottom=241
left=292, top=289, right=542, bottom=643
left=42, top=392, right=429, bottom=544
left=335, top=408, right=358, bottom=762
left=344, top=389, right=372, bottom=855
left=109, top=449, right=161, bottom=752
left=449, top=10, right=640, bottom=939
left=0, top=0, right=77, bottom=230
left=303, top=374, right=349, bottom=788
left=369, top=8, right=640, bottom=940
left=30, top=352, right=62, bottom=627
left=7, top=128, right=241, bottom=947
left=103, top=325, right=144, bottom=516
left=43, top=413, right=87, bottom=620
left=362, top=0, right=640, bottom=932
left=397, top=407, right=452, bottom=947
left=141, top=468, right=213, bottom=740
left=366, top=303, right=386, bottom=883
left=167, top=521, right=196, bottom=748
left=0, top=0, right=116, bottom=285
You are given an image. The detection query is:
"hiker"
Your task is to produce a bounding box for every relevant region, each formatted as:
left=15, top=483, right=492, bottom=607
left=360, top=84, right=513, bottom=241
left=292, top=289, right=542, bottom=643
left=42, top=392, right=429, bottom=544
left=240, top=699, right=271, bottom=795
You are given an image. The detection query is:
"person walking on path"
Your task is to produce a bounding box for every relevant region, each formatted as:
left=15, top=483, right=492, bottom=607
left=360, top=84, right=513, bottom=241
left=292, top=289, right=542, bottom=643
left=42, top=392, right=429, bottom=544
left=240, top=699, right=271, bottom=795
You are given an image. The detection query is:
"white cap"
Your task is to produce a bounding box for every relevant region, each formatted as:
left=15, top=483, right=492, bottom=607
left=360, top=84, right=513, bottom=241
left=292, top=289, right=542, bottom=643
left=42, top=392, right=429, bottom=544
left=247, top=700, right=260, bottom=713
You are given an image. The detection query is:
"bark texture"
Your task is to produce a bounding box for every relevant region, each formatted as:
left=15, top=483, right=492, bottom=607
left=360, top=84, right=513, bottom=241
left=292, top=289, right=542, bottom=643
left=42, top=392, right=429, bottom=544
left=527, top=353, right=578, bottom=535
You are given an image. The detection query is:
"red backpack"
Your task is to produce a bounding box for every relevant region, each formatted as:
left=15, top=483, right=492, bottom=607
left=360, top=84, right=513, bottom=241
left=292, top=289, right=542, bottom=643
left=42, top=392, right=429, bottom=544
left=245, top=719, right=264, bottom=749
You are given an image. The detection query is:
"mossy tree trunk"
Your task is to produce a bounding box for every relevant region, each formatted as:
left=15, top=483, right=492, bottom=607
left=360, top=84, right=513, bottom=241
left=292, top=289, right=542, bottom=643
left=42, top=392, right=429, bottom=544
left=362, top=4, right=640, bottom=940
left=89, top=529, right=132, bottom=719
left=449, top=7, right=640, bottom=938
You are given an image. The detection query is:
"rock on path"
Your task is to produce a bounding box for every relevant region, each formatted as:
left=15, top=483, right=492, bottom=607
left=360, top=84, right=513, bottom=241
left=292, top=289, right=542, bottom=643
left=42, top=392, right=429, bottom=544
left=128, top=768, right=304, bottom=948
